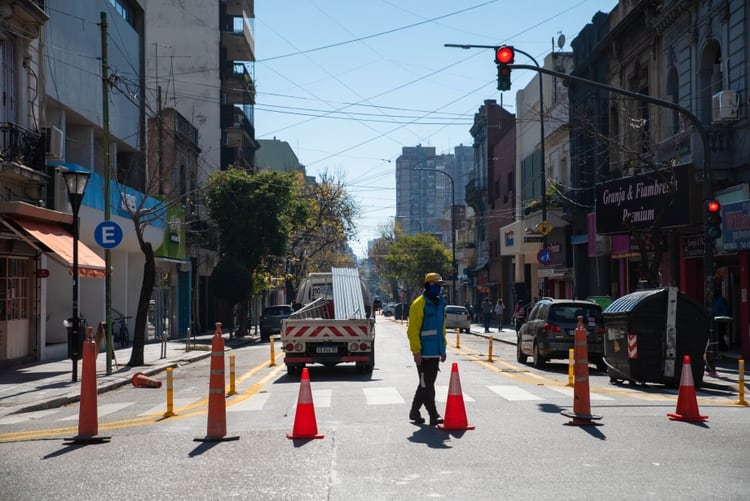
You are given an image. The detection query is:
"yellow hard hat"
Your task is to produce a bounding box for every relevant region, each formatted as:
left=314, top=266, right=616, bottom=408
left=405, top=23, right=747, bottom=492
left=424, top=272, right=445, bottom=284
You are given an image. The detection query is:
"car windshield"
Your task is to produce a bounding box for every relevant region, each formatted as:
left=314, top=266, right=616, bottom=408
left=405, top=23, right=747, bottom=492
left=265, top=306, right=290, bottom=316
left=549, top=305, right=603, bottom=323
left=446, top=306, right=466, bottom=314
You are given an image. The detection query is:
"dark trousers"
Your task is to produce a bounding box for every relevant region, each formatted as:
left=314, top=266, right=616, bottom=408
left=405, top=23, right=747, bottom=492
left=410, top=357, right=440, bottom=417
left=483, top=315, right=491, bottom=332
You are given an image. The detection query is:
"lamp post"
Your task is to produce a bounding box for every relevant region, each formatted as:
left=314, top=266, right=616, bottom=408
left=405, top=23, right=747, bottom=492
left=62, top=170, right=91, bottom=383
left=415, top=167, right=457, bottom=304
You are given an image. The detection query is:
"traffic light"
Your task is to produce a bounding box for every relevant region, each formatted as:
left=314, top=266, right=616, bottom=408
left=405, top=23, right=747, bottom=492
left=495, top=45, right=515, bottom=91
left=705, top=199, right=722, bottom=239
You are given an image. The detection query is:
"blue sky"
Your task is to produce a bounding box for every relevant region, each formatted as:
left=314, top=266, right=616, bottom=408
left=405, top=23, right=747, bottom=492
left=253, top=1, right=619, bottom=259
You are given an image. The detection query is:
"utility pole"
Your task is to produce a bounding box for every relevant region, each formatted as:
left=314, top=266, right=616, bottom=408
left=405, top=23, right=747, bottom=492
left=100, top=12, right=113, bottom=375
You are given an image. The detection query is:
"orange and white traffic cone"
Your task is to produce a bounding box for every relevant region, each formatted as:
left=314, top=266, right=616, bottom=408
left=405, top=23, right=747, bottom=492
left=194, top=322, right=239, bottom=442
left=667, top=355, right=708, bottom=422
left=287, top=367, right=324, bottom=439
left=65, top=327, right=110, bottom=444
left=132, top=372, right=162, bottom=388
left=561, top=317, right=602, bottom=426
left=438, top=362, right=475, bottom=431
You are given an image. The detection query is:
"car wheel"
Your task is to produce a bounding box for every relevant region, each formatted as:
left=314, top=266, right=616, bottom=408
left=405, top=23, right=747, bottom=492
left=516, top=339, right=528, bottom=364
left=532, top=343, right=545, bottom=369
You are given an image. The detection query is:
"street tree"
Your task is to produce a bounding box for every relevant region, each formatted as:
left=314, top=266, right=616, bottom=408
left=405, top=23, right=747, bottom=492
left=285, top=171, right=359, bottom=295
left=205, top=168, right=307, bottom=336
left=381, top=230, right=451, bottom=301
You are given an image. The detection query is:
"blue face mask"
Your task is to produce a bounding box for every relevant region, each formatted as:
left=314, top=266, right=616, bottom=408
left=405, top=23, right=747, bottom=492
left=427, top=284, right=442, bottom=296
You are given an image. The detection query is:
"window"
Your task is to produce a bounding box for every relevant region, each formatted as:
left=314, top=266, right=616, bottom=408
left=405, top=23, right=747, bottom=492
left=0, top=258, right=30, bottom=321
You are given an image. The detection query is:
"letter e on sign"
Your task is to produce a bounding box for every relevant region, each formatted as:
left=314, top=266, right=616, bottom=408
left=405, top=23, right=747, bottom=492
left=94, top=221, right=123, bottom=249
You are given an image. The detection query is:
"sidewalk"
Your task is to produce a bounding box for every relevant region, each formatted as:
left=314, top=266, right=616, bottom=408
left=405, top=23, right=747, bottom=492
left=0, top=332, right=255, bottom=418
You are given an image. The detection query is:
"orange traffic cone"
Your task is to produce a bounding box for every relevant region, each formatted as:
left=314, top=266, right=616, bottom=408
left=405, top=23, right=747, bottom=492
left=438, top=362, right=475, bottom=431
left=668, top=355, right=708, bottom=422
left=64, top=327, right=110, bottom=444
left=287, top=367, right=324, bottom=439
left=561, top=317, right=602, bottom=426
left=194, top=322, right=239, bottom=442
left=132, top=372, right=162, bottom=388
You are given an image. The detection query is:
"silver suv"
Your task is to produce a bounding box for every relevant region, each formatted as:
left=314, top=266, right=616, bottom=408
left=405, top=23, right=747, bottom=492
left=516, top=298, right=606, bottom=371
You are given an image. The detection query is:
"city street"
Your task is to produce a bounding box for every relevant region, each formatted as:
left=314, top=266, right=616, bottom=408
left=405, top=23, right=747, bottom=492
left=1, top=317, right=748, bottom=500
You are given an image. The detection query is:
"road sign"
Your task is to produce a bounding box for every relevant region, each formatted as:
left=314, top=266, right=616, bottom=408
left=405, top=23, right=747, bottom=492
left=537, top=247, right=553, bottom=265
left=94, top=221, right=123, bottom=249
left=536, top=220, right=553, bottom=236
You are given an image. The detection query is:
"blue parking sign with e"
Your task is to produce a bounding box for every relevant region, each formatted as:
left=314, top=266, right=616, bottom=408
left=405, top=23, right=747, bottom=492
left=95, top=221, right=123, bottom=249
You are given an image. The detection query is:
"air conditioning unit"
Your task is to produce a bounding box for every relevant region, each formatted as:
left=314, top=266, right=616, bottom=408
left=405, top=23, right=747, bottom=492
left=42, top=126, right=64, bottom=160
left=712, top=90, right=739, bottom=123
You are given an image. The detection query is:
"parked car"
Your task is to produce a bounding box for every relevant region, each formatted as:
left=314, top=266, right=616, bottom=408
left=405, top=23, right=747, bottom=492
left=382, top=302, right=397, bottom=317
left=259, top=305, right=293, bottom=341
left=516, top=298, right=606, bottom=371
left=445, top=305, right=472, bottom=333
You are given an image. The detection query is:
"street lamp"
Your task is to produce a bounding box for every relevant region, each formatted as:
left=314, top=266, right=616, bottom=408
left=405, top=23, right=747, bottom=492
left=62, top=169, right=91, bottom=383
left=414, top=167, right=457, bottom=303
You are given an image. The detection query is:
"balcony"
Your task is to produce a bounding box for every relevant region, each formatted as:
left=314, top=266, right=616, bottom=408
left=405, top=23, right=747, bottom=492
left=0, top=122, right=47, bottom=182
left=222, top=63, right=256, bottom=105
left=221, top=14, right=255, bottom=62
left=656, top=124, right=733, bottom=171
left=221, top=105, right=256, bottom=149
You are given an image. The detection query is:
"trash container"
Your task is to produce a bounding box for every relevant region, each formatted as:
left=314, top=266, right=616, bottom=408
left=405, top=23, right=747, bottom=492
left=65, top=317, right=88, bottom=360
left=603, top=287, right=707, bottom=388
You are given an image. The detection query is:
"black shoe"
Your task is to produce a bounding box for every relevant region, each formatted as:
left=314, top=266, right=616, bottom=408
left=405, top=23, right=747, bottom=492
left=429, top=415, right=444, bottom=426
left=409, top=410, right=425, bottom=424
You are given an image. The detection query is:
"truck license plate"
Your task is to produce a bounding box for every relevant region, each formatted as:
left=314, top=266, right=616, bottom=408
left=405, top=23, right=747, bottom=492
left=316, top=345, right=338, bottom=354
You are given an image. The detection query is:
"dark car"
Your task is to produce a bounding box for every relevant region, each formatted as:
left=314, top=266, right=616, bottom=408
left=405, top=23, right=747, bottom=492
left=516, top=298, right=606, bottom=371
left=259, top=305, right=293, bottom=341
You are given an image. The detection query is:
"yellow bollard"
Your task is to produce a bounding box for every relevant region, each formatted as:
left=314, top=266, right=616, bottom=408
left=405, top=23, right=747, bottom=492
left=566, top=348, right=575, bottom=387
left=228, top=354, right=237, bottom=396
left=163, top=367, right=175, bottom=417
left=455, top=328, right=460, bottom=349
left=269, top=336, right=276, bottom=367
left=735, top=359, right=748, bottom=406
left=488, top=334, right=494, bottom=362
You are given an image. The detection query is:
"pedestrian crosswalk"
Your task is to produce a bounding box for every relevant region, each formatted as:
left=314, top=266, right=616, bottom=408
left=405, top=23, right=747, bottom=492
left=0, top=382, right=662, bottom=426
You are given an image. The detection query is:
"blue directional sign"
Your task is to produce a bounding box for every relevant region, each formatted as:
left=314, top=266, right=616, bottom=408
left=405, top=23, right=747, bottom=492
left=94, top=221, right=123, bottom=249
left=537, top=247, right=553, bottom=265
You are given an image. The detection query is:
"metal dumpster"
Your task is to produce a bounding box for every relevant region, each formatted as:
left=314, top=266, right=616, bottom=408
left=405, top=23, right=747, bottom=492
left=603, top=287, right=708, bottom=388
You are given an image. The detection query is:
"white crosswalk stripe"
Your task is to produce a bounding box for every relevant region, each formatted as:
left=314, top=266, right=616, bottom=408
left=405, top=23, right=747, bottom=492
left=60, top=402, right=132, bottom=420
left=0, top=408, right=60, bottom=425
left=363, top=387, right=406, bottom=405
left=488, top=385, right=543, bottom=401
left=228, top=393, right=271, bottom=412
left=435, top=385, right=474, bottom=403
left=546, top=386, right=614, bottom=400
left=138, top=398, right=198, bottom=417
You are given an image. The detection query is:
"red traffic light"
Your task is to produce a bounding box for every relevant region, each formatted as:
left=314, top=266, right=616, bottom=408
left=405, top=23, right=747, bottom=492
left=707, top=200, right=721, bottom=213
left=495, top=45, right=515, bottom=65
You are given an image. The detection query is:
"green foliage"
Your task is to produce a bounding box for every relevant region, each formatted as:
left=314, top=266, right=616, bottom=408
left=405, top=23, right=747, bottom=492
left=371, top=224, right=451, bottom=300
left=205, top=169, right=308, bottom=297
left=208, top=255, right=253, bottom=304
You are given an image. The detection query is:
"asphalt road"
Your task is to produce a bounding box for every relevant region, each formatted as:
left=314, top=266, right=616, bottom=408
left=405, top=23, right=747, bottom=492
left=1, top=318, right=748, bottom=501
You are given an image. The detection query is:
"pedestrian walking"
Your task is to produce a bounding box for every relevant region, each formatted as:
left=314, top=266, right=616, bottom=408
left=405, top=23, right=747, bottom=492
left=512, top=300, right=526, bottom=332
left=407, top=272, right=447, bottom=426
left=481, top=297, right=492, bottom=333
left=494, top=299, right=505, bottom=330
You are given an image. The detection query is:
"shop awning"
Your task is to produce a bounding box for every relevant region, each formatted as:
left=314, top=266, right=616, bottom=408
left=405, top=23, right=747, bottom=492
left=10, top=217, right=106, bottom=278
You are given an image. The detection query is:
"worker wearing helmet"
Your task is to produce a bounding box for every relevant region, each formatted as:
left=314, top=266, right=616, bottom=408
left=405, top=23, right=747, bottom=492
left=407, top=272, right=448, bottom=425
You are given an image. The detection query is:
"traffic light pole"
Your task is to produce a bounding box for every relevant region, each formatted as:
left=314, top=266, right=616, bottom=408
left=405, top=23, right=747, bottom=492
left=510, top=63, right=716, bottom=344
